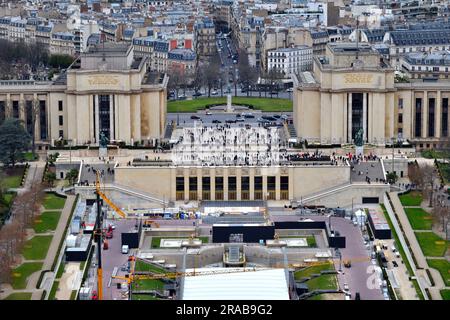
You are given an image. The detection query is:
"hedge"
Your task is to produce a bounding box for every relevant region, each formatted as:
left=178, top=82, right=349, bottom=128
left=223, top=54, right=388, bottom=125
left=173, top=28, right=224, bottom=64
left=50, top=193, right=78, bottom=271
left=36, top=270, right=51, bottom=289
left=426, top=269, right=435, bottom=287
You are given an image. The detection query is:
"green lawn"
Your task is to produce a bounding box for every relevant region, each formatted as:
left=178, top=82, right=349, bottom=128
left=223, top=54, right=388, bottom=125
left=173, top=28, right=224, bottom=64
left=151, top=236, right=209, bottom=248
left=132, top=294, right=159, bottom=300
left=399, top=191, right=423, bottom=206
left=440, top=289, right=450, bottom=300
left=0, top=167, right=25, bottom=189
left=134, top=260, right=166, bottom=274
left=48, top=280, right=59, bottom=300
left=167, top=97, right=292, bottom=113
left=307, top=236, right=317, bottom=247
left=404, top=208, right=433, bottom=230
left=427, top=259, right=450, bottom=286
left=415, top=232, right=449, bottom=257
left=381, top=204, right=424, bottom=299
left=56, top=260, right=65, bottom=279
left=43, top=193, right=66, bottom=210
left=133, top=279, right=165, bottom=291
left=279, top=235, right=317, bottom=247
left=421, top=150, right=450, bottom=160
left=22, top=235, right=53, bottom=260
left=3, top=192, right=15, bottom=205
left=11, top=262, right=43, bottom=289
left=306, top=294, right=324, bottom=300
left=305, top=274, right=338, bottom=291
left=294, top=261, right=334, bottom=280
left=22, top=152, right=38, bottom=161
left=0, top=193, right=15, bottom=221
left=3, top=292, right=32, bottom=300
left=33, top=211, right=61, bottom=233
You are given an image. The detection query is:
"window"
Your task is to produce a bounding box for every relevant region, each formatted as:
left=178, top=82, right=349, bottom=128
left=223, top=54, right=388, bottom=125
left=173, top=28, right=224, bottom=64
left=398, top=98, right=403, bottom=109
left=241, top=176, right=250, bottom=200
left=176, top=176, right=184, bottom=200
left=202, top=177, right=210, bottom=200
left=398, top=114, right=403, bottom=123
left=280, top=176, right=289, bottom=200
left=415, top=98, right=422, bottom=137
left=428, top=98, right=435, bottom=137
left=59, top=129, right=63, bottom=138
left=58, top=100, right=63, bottom=111
left=215, top=177, right=224, bottom=200
left=267, top=176, right=276, bottom=200
left=189, top=177, right=197, bottom=200
left=59, top=115, right=63, bottom=126
left=442, top=98, right=448, bottom=137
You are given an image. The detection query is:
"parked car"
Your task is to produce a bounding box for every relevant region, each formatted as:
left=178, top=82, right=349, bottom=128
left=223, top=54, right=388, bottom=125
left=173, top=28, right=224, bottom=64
left=121, top=245, right=129, bottom=254
left=212, top=120, right=221, bottom=124
left=392, top=261, right=399, bottom=267
left=236, top=118, right=245, bottom=122
left=244, top=114, right=255, bottom=119
left=286, top=88, right=293, bottom=92
left=205, top=111, right=212, bottom=115
left=190, top=115, right=201, bottom=120
left=192, top=91, right=202, bottom=97
left=211, top=90, right=218, bottom=95
left=225, top=119, right=236, bottom=123
left=343, top=283, right=349, bottom=291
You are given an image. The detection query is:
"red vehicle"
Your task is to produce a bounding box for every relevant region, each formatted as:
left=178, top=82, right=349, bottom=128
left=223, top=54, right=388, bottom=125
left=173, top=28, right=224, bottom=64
left=105, top=230, right=113, bottom=239
left=91, top=291, right=98, bottom=300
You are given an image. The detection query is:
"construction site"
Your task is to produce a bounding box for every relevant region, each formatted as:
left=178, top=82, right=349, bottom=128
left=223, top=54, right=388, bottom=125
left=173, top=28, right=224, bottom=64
left=51, top=167, right=380, bottom=301
left=46, top=119, right=425, bottom=301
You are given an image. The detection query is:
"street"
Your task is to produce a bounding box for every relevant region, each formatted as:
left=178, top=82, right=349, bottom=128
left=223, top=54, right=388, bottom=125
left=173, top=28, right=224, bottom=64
left=168, top=33, right=293, bottom=100
left=166, top=112, right=293, bottom=126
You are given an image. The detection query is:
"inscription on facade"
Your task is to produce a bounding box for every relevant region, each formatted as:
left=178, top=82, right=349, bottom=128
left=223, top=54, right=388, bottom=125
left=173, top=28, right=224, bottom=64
left=88, top=75, right=119, bottom=86
left=344, top=74, right=373, bottom=84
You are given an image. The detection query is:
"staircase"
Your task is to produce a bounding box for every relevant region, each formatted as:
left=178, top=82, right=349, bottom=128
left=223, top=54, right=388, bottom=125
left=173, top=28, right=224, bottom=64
left=286, top=122, right=297, bottom=141
left=164, top=122, right=175, bottom=140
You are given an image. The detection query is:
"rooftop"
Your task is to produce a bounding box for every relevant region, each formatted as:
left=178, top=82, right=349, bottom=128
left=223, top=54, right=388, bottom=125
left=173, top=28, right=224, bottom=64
left=182, top=268, right=289, bottom=300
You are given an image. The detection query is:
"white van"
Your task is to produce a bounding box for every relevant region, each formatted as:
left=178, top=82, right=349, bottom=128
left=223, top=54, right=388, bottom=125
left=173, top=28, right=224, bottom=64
left=121, top=245, right=129, bottom=254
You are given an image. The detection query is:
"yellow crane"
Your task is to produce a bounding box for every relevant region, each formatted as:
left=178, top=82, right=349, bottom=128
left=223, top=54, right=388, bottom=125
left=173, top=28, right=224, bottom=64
left=111, top=256, right=343, bottom=285
left=95, top=170, right=127, bottom=218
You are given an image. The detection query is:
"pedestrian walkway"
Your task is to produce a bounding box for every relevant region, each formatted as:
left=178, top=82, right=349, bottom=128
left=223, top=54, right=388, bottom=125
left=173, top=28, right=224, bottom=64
left=27, top=195, right=76, bottom=300
left=389, top=192, right=446, bottom=300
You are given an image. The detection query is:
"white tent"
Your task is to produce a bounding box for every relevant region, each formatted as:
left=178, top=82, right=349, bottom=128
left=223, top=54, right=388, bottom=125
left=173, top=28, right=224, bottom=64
left=182, top=268, right=289, bottom=300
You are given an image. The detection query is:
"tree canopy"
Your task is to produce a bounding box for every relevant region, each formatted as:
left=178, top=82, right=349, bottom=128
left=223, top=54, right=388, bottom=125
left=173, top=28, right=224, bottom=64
left=0, top=119, right=31, bottom=167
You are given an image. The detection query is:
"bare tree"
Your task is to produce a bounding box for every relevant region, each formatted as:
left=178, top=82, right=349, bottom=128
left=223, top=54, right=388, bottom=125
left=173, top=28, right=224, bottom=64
left=203, top=55, right=221, bottom=97
left=408, top=161, right=424, bottom=190
left=422, top=164, right=439, bottom=207
left=237, top=48, right=256, bottom=97
left=167, top=66, right=183, bottom=99
left=431, top=196, right=450, bottom=240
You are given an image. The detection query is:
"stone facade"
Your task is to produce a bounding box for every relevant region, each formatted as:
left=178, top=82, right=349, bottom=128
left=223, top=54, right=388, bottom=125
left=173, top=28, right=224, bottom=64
left=293, top=42, right=450, bottom=149
left=114, top=164, right=350, bottom=203
left=0, top=44, right=168, bottom=147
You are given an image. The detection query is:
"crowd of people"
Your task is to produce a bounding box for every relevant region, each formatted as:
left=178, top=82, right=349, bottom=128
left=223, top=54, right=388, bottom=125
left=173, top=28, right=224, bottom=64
left=172, top=125, right=287, bottom=166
